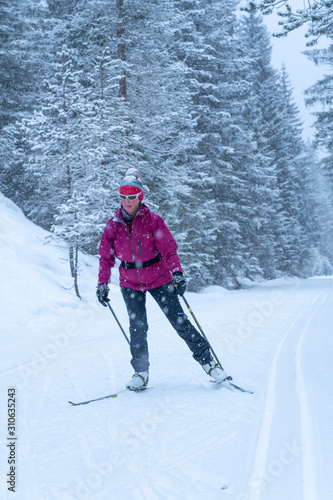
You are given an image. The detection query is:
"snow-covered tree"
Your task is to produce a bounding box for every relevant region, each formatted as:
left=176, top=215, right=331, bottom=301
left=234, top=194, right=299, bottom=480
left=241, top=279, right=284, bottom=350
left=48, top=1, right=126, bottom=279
left=172, top=0, right=259, bottom=289
left=272, top=67, right=311, bottom=275
left=237, top=12, right=282, bottom=279
left=238, top=12, right=319, bottom=279
left=305, top=44, right=333, bottom=184
left=304, top=43, right=333, bottom=271
left=0, top=0, right=49, bottom=202
left=26, top=47, right=94, bottom=296
left=244, top=0, right=333, bottom=43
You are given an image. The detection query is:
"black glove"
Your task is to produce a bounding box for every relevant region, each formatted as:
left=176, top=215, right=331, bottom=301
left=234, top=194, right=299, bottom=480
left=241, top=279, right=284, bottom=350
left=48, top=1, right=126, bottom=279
left=172, top=272, right=186, bottom=296
left=96, top=284, right=110, bottom=307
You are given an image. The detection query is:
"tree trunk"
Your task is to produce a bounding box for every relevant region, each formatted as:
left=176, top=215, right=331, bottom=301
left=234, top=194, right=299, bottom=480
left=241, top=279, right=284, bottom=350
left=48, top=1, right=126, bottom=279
left=73, top=242, right=81, bottom=299
left=61, top=61, right=81, bottom=299
left=69, top=242, right=81, bottom=298
left=117, top=0, right=127, bottom=101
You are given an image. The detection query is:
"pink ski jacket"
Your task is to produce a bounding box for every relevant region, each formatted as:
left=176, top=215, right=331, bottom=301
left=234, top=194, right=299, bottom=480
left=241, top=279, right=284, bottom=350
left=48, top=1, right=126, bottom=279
left=98, top=204, right=183, bottom=292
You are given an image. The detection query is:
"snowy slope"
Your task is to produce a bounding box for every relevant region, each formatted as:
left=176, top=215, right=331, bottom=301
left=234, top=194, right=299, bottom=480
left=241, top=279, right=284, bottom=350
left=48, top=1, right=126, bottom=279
left=1, top=193, right=332, bottom=500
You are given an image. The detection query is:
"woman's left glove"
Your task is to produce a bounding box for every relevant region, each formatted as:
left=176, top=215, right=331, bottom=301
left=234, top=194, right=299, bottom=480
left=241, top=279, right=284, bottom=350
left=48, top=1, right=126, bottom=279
left=96, top=284, right=110, bottom=306
left=172, top=272, right=186, bottom=296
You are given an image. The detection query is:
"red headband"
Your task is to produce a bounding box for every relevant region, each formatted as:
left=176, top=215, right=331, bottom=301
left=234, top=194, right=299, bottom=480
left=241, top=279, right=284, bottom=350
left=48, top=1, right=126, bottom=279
left=119, top=185, right=144, bottom=201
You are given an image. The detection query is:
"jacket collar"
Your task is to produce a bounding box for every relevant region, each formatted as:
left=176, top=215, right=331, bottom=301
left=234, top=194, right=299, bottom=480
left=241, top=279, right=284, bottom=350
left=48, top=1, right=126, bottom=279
left=115, top=203, right=149, bottom=223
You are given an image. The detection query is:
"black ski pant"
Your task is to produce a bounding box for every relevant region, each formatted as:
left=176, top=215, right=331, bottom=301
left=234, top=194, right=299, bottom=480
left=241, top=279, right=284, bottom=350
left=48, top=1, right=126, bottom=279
left=121, top=283, right=212, bottom=373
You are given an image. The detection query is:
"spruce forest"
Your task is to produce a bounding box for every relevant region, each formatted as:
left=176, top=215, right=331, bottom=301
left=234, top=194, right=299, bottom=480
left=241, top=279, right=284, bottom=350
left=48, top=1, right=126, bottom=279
left=1, top=0, right=333, bottom=296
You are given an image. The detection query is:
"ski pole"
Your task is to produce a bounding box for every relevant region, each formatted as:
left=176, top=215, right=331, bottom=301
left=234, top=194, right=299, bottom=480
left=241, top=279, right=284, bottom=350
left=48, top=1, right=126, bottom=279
left=181, top=295, right=225, bottom=371
left=106, top=301, right=130, bottom=346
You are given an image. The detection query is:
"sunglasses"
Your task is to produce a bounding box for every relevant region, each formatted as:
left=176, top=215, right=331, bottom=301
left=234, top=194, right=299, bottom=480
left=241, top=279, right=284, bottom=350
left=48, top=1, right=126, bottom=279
left=119, top=193, right=141, bottom=201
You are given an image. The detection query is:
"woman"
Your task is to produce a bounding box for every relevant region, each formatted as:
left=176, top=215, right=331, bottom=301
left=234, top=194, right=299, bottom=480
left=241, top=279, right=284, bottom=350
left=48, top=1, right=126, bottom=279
left=96, top=168, right=229, bottom=390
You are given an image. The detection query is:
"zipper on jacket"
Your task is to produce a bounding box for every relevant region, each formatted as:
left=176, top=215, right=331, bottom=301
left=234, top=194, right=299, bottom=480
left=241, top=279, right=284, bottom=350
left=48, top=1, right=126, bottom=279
left=138, top=238, right=142, bottom=257
left=128, top=224, right=136, bottom=261
left=128, top=224, right=144, bottom=292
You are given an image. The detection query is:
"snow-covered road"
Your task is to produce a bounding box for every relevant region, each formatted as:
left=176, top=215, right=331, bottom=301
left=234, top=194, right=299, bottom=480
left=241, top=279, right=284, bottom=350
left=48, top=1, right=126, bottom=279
left=1, top=194, right=332, bottom=500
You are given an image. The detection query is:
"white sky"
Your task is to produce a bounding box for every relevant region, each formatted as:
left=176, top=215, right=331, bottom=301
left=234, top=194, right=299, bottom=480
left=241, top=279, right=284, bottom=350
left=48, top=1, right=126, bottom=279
left=263, top=9, right=330, bottom=141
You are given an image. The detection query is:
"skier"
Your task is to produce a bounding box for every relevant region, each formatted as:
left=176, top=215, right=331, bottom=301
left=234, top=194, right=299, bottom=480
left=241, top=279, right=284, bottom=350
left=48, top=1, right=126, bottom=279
left=96, top=168, right=229, bottom=391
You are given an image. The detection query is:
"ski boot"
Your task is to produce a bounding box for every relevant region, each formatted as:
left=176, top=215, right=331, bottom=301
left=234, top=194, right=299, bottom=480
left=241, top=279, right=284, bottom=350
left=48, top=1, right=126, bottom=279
left=126, top=371, right=149, bottom=391
left=202, top=361, right=231, bottom=383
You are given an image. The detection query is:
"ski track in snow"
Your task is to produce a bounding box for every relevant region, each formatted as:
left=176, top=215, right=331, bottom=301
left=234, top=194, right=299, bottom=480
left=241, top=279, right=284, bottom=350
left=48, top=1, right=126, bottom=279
left=246, top=287, right=329, bottom=500
left=294, top=293, right=328, bottom=500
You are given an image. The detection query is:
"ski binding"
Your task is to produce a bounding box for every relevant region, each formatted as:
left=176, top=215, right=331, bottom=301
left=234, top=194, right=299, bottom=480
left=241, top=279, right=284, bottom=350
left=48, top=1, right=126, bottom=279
left=211, top=377, right=253, bottom=394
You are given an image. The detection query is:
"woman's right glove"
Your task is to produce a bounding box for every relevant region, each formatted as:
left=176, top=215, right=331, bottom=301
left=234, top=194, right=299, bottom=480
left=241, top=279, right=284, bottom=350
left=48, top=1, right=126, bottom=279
left=172, top=272, right=186, bottom=296
left=96, top=284, right=110, bottom=306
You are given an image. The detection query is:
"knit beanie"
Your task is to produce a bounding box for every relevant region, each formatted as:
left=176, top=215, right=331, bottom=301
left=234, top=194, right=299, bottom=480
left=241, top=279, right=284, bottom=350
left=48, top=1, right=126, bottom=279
left=119, top=168, right=144, bottom=201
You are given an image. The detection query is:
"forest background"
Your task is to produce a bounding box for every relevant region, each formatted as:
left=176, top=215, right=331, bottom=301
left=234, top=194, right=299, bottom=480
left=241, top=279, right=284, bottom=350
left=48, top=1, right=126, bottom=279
left=1, top=0, right=333, bottom=297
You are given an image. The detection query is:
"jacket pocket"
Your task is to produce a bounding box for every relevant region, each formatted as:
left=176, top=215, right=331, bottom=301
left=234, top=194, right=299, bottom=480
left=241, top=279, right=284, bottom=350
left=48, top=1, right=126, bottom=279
left=138, top=238, right=142, bottom=257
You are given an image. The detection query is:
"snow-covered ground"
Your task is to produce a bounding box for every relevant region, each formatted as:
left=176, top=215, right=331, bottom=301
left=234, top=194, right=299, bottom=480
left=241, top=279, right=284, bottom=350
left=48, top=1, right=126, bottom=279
left=1, top=193, right=332, bottom=500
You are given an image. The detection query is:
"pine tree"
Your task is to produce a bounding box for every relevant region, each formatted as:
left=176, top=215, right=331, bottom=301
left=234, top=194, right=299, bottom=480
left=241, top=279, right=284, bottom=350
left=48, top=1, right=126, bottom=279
left=305, top=44, right=333, bottom=184
left=304, top=43, right=333, bottom=272
left=172, top=0, right=258, bottom=289
left=26, top=47, right=93, bottom=297
left=238, top=12, right=281, bottom=279
left=273, top=67, right=309, bottom=275
left=0, top=0, right=49, bottom=202
left=0, top=0, right=40, bottom=128
left=240, top=11, right=333, bottom=278
left=298, top=145, right=333, bottom=275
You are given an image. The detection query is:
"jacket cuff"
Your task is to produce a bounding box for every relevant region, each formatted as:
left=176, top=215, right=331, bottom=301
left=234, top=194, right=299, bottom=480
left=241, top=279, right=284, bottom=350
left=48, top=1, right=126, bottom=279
left=172, top=268, right=182, bottom=275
